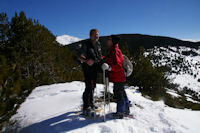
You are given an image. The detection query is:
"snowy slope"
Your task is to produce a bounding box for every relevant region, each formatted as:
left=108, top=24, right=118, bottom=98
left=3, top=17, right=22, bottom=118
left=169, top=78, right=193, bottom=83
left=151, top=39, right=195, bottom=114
left=9, top=81, right=200, bottom=133
left=145, top=46, right=200, bottom=97
left=56, top=35, right=81, bottom=45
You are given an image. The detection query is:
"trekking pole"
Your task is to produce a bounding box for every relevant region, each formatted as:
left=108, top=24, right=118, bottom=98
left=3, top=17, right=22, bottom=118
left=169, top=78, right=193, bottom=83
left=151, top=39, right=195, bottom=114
left=93, top=81, right=98, bottom=119
left=101, top=63, right=111, bottom=122
left=95, top=85, right=98, bottom=101
left=92, top=89, right=96, bottom=119
left=108, top=80, right=111, bottom=113
left=105, top=70, right=111, bottom=113
left=103, top=69, right=106, bottom=122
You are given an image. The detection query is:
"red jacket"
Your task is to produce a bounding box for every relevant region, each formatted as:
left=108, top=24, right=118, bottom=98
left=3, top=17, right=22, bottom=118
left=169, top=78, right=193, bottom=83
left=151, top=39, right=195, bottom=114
left=105, top=44, right=126, bottom=83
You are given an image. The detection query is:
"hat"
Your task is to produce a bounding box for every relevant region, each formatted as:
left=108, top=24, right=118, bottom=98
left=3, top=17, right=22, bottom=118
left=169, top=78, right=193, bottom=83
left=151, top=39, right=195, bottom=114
left=111, top=35, right=120, bottom=45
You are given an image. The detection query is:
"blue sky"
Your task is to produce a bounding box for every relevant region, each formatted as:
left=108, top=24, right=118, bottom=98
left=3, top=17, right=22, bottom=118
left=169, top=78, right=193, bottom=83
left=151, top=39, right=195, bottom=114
left=1, top=0, right=200, bottom=39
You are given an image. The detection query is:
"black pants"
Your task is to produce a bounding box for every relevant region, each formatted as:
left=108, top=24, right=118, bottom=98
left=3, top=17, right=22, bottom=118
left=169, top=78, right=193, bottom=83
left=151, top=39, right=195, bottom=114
left=113, top=82, right=127, bottom=103
left=82, top=66, right=98, bottom=110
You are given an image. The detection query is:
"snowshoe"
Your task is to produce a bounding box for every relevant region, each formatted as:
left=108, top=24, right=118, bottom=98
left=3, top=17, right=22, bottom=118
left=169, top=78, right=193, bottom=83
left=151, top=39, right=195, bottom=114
left=109, top=112, right=134, bottom=119
left=112, top=112, right=124, bottom=119
left=81, top=108, right=99, bottom=119
left=124, top=114, right=134, bottom=119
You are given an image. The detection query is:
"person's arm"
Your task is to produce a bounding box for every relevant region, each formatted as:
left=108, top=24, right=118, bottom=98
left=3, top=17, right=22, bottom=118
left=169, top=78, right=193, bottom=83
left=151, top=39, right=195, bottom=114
left=110, top=50, right=124, bottom=72
left=78, top=54, right=87, bottom=63
left=76, top=43, right=87, bottom=62
left=76, top=43, right=94, bottom=66
left=77, top=43, right=87, bottom=57
left=79, top=55, right=94, bottom=66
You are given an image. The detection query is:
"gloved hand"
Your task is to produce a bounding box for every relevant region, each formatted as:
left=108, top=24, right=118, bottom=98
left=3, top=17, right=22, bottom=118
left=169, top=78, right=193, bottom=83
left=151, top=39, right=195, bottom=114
left=101, top=63, right=112, bottom=71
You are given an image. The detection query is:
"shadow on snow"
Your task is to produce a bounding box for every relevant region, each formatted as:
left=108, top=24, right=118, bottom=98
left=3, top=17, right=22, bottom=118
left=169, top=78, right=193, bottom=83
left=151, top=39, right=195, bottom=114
left=19, top=111, right=112, bottom=133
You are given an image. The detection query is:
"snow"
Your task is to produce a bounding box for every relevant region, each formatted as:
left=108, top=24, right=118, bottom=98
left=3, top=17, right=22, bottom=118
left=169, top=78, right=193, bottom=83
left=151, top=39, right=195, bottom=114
left=186, top=97, right=200, bottom=104
left=56, top=35, right=81, bottom=45
left=170, top=73, right=200, bottom=93
left=166, top=90, right=181, bottom=98
left=145, top=46, right=200, bottom=95
left=10, top=81, right=200, bottom=133
left=181, top=39, right=200, bottom=42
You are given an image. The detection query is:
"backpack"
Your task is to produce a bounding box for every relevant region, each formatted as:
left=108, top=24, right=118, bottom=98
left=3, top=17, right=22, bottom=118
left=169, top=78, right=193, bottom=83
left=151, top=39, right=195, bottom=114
left=123, top=55, right=133, bottom=77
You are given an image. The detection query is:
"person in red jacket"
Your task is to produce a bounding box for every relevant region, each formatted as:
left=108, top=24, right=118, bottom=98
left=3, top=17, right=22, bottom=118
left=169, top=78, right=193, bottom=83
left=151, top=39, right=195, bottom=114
left=104, top=35, right=130, bottom=119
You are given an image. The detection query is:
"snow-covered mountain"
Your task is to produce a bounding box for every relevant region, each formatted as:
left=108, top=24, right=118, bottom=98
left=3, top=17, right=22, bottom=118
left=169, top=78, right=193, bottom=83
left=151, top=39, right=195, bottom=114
left=56, top=35, right=81, bottom=45
left=145, top=46, right=200, bottom=100
left=181, top=39, right=200, bottom=42
left=4, top=43, right=200, bottom=133
left=8, top=81, right=200, bottom=133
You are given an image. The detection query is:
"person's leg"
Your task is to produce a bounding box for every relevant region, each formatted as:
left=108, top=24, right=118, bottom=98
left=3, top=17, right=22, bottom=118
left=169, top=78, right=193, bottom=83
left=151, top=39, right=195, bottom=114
left=89, top=71, right=97, bottom=109
left=124, top=94, right=130, bottom=115
left=113, top=82, right=126, bottom=113
left=82, top=69, right=93, bottom=110
left=89, top=80, right=94, bottom=108
left=83, top=79, right=92, bottom=110
left=120, top=83, right=130, bottom=115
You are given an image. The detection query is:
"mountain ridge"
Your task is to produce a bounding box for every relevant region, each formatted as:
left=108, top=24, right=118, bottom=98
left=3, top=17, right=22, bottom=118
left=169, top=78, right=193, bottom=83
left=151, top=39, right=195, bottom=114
left=67, top=34, right=200, bottom=55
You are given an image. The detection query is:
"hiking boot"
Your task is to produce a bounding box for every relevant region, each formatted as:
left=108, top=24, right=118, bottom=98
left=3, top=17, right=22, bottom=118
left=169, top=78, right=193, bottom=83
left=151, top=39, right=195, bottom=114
left=82, top=107, right=96, bottom=117
left=91, top=105, right=98, bottom=110
left=124, top=109, right=130, bottom=115
left=82, top=108, right=91, bottom=116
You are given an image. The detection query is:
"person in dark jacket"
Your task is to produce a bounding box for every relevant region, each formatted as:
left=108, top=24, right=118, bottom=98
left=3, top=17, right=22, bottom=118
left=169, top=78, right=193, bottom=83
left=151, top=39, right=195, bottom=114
left=78, top=29, right=102, bottom=115
left=104, top=35, right=130, bottom=119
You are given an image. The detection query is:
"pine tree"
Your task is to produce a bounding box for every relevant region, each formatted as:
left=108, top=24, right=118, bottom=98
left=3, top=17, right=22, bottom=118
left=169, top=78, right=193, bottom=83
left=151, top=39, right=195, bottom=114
left=122, top=42, right=131, bottom=58
left=0, top=11, right=84, bottom=128
left=0, top=12, right=9, bottom=46
left=129, top=47, right=167, bottom=100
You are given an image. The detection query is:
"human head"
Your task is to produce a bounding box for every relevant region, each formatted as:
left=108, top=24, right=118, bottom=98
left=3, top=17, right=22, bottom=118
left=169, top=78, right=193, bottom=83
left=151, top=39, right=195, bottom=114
left=90, top=29, right=99, bottom=42
left=111, top=35, right=120, bottom=45
left=106, top=35, right=120, bottom=47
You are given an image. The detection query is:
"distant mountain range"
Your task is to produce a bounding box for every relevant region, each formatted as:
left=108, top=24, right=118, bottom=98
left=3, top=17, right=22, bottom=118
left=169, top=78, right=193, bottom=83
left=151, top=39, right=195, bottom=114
left=181, top=39, right=200, bottom=42
left=66, top=34, right=200, bottom=55
left=57, top=34, right=200, bottom=48
left=65, top=33, right=200, bottom=99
